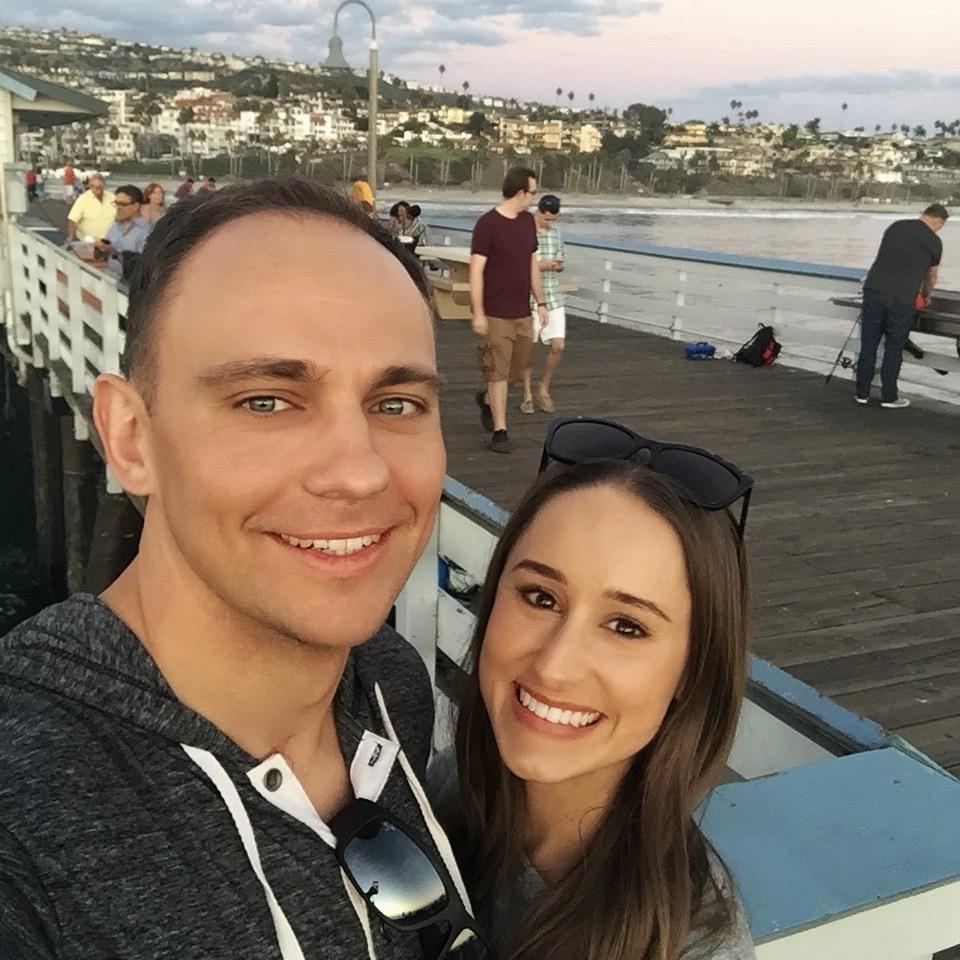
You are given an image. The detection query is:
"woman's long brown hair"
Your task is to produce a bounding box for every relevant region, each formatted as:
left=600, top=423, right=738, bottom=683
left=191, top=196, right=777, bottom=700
left=143, top=182, right=166, bottom=207
left=453, top=460, right=750, bottom=960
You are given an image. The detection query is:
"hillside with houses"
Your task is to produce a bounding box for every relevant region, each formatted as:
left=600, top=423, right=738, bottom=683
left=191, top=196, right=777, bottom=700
left=5, top=24, right=959, bottom=199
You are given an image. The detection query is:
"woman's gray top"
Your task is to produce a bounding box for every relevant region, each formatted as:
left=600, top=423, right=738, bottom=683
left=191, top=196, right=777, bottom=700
left=428, top=752, right=755, bottom=960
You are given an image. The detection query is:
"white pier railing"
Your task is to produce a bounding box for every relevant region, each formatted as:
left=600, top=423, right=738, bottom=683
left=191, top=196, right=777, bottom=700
left=426, top=220, right=960, bottom=405
left=4, top=222, right=960, bottom=960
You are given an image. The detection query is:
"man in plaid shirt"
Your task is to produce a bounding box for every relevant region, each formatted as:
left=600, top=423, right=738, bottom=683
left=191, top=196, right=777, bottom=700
left=521, top=194, right=567, bottom=414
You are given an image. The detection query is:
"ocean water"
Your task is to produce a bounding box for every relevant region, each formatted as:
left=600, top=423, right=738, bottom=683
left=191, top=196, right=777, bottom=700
left=415, top=202, right=960, bottom=287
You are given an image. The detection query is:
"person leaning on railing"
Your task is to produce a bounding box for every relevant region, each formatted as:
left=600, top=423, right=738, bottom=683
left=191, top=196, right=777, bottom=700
left=400, top=204, right=429, bottom=254
left=94, top=184, right=151, bottom=281
left=64, top=173, right=115, bottom=243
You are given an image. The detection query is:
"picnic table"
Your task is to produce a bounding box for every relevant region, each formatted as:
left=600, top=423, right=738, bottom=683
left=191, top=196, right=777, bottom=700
left=832, top=287, right=960, bottom=342
left=418, top=245, right=579, bottom=321
left=830, top=287, right=960, bottom=375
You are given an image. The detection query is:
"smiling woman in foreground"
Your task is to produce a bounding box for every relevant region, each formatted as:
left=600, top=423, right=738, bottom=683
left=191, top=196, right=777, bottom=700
left=441, top=448, right=755, bottom=960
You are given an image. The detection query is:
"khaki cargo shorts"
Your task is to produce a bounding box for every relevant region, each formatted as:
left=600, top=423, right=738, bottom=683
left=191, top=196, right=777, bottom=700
left=477, top=315, right=534, bottom=383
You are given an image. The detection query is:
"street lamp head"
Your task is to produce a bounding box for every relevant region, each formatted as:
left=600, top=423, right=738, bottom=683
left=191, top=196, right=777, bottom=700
left=324, top=34, right=352, bottom=71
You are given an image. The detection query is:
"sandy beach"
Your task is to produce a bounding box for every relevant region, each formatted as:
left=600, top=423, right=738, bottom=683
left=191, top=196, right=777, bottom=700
left=377, top=185, right=924, bottom=215
left=107, top=173, right=923, bottom=216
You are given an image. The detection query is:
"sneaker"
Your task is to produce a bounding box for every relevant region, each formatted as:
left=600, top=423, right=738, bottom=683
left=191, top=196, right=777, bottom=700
left=520, top=398, right=535, bottom=415
left=855, top=396, right=868, bottom=405
left=880, top=398, right=910, bottom=409
left=489, top=430, right=511, bottom=453
left=475, top=390, right=494, bottom=432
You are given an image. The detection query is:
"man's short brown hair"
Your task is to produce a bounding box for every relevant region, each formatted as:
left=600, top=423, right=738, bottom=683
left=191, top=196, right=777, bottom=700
left=924, top=203, right=949, bottom=220
left=502, top=166, right=536, bottom=199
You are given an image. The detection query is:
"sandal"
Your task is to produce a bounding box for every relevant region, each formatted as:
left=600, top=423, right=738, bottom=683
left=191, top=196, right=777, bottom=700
left=520, top=398, right=535, bottom=414
left=537, top=390, right=556, bottom=413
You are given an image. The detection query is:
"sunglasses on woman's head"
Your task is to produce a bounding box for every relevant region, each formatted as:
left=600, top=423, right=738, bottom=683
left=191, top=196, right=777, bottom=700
left=538, top=416, right=754, bottom=540
left=330, top=798, right=496, bottom=960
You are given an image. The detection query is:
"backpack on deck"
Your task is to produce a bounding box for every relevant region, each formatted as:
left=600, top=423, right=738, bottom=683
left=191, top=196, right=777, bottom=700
left=735, top=324, right=782, bottom=366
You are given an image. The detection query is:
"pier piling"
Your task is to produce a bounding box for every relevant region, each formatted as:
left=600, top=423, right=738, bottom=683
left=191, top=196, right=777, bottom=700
left=26, top=368, right=66, bottom=601
left=59, top=416, right=102, bottom=595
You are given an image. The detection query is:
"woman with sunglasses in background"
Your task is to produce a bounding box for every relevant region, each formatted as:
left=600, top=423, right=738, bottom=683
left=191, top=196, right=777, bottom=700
left=434, top=417, right=755, bottom=960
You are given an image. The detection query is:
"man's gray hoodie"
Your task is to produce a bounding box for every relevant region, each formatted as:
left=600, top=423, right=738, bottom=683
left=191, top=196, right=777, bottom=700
left=0, top=593, right=439, bottom=960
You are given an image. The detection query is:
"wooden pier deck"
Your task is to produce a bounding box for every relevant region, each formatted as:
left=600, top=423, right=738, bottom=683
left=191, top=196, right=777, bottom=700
left=434, top=315, right=960, bottom=777
left=22, top=197, right=960, bottom=777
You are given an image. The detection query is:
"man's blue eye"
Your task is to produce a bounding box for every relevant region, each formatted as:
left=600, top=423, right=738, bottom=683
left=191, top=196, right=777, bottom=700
left=379, top=398, right=414, bottom=415
left=243, top=397, right=289, bottom=414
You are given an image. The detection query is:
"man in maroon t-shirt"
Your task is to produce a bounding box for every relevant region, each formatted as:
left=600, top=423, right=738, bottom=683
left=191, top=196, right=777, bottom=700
left=470, top=167, right=549, bottom=453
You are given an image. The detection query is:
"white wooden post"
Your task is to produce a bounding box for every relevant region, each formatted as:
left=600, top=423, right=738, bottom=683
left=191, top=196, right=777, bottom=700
left=38, top=236, right=61, bottom=369
left=599, top=258, right=612, bottom=323
left=99, top=276, right=121, bottom=376
left=672, top=268, right=688, bottom=340
left=64, top=259, right=85, bottom=394
left=772, top=280, right=784, bottom=331
left=6, top=225, right=33, bottom=355
left=393, top=517, right=440, bottom=682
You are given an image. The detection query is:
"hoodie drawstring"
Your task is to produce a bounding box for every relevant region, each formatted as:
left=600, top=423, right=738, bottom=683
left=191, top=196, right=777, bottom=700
left=181, top=744, right=309, bottom=960
left=181, top=685, right=474, bottom=960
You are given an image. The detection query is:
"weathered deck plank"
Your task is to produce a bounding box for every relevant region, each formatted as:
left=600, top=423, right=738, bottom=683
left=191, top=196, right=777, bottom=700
left=434, top=314, right=960, bottom=776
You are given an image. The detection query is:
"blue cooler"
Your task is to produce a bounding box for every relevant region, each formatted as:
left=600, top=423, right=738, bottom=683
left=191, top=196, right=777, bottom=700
left=685, top=341, right=716, bottom=360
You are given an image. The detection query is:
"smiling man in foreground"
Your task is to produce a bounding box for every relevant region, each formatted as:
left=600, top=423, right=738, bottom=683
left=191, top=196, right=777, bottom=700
left=0, top=181, right=454, bottom=959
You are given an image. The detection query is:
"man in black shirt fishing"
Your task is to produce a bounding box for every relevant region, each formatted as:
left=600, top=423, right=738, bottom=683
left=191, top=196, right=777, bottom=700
left=856, top=203, right=948, bottom=408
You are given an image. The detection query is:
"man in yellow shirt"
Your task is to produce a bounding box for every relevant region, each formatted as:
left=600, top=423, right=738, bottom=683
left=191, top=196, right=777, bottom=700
left=66, top=175, right=116, bottom=242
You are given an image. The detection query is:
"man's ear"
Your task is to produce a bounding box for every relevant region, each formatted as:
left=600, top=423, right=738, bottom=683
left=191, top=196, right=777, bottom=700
left=92, top=374, right=155, bottom=497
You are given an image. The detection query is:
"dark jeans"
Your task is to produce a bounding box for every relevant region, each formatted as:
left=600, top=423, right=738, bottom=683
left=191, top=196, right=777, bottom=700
left=855, top=290, right=914, bottom=402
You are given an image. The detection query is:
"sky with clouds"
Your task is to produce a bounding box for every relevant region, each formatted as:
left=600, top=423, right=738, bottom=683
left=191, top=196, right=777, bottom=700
left=6, top=0, right=960, bottom=128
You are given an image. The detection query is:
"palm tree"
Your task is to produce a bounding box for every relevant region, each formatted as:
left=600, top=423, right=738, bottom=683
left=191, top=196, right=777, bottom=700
left=568, top=91, right=575, bottom=105
left=556, top=87, right=563, bottom=104
left=890, top=123, right=897, bottom=132
left=462, top=80, right=470, bottom=96
left=588, top=92, right=596, bottom=109
left=875, top=124, right=881, bottom=133
left=438, top=63, right=446, bottom=87
left=225, top=129, right=236, bottom=175
left=914, top=124, right=926, bottom=138
left=177, top=105, right=194, bottom=159
left=841, top=102, right=848, bottom=113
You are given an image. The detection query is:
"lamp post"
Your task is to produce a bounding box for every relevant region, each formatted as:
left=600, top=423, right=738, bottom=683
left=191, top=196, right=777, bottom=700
left=324, top=0, right=378, bottom=198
